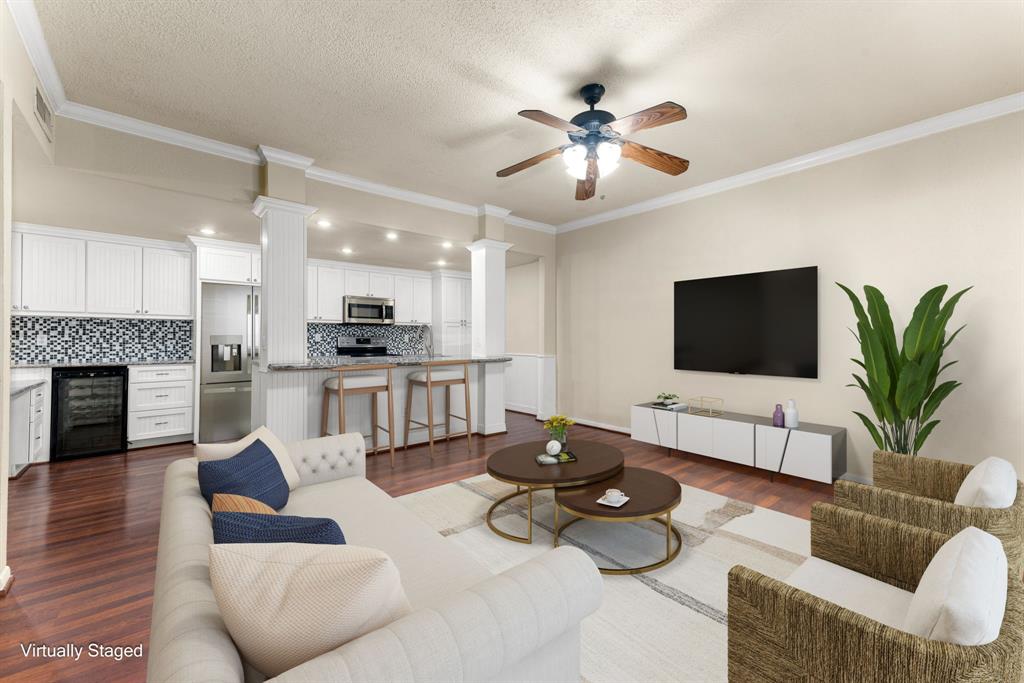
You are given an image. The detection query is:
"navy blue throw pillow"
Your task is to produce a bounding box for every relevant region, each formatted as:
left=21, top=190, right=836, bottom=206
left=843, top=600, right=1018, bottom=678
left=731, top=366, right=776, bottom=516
left=198, top=439, right=289, bottom=510
left=212, top=512, right=345, bottom=545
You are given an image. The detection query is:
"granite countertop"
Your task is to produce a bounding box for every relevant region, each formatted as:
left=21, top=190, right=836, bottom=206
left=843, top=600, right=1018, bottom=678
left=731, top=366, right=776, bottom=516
left=268, top=355, right=513, bottom=371
left=12, top=359, right=195, bottom=369
left=10, top=379, right=46, bottom=398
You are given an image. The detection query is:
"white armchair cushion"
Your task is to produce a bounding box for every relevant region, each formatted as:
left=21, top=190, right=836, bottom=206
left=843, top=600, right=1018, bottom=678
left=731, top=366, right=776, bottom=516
left=784, top=556, right=914, bottom=629
left=953, top=456, right=1018, bottom=508
left=209, top=543, right=411, bottom=677
left=903, top=527, right=1008, bottom=645
left=195, top=425, right=301, bottom=491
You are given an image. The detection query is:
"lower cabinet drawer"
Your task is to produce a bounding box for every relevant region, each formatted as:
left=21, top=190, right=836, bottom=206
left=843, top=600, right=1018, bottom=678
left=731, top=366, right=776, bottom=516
left=129, top=365, right=193, bottom=384
left=30, top=418, right=44, bottom=459
left=128, top=407, right=193, bottom=441
left=129, top=380, right=193, bottom=412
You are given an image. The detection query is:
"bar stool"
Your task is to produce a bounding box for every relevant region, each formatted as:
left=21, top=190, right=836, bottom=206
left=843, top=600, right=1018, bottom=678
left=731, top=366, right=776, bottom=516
left=403, top=360, right=471, bottom=457
left=320, top=364, right=397, bottom=466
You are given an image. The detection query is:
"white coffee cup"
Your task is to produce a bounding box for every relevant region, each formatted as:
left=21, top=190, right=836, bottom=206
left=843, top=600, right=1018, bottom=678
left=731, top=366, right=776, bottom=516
left=605, top=488, right=625, bottom=502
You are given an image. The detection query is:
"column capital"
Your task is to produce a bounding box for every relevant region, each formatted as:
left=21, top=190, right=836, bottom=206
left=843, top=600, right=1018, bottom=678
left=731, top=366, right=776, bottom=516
left=256, top=145, right=315, bottom=170
left=476, top=204, right=512, bottom=218
left=251, top=195, right=318, bottom=218
left=465, top=238, right=513, bottom=253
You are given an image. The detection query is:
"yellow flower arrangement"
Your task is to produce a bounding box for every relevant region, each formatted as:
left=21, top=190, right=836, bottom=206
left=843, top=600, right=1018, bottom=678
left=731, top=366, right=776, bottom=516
left=543, top=414, right=575, bottom=441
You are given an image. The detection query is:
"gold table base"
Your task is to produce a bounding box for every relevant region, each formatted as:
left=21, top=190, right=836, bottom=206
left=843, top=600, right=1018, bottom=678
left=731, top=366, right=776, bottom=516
left=553, top=504, right=682, bottom=575
left=486, top=485, right=541, bottom=544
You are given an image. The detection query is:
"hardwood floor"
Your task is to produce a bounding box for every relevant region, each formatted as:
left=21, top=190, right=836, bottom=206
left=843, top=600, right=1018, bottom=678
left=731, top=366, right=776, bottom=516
left=0, top=411, right=831, bottom=682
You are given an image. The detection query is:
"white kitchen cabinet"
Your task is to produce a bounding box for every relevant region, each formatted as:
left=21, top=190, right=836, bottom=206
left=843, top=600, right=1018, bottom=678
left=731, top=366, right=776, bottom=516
left=440, top=321, right=472, bottom=356
left=630, top=405, right=678, bottom=449
left=127, top=364, right=194, bottom=447
left=344, top=269, right=370, bottom=298
left=413, top=277, right=432, bottom=324
left=86, top=241, right=143, bottom=315
left=128, top=407, right=194, bottom=442
left=368, top=272, right=394, bottom=298
left=9, top=391, right=31, bottom=477
left=129, top=380, right=194, bottom=412
left=316, top=267, right=346, bottom=321
left=129, top=364, right=194, bottom=383
left=251, top=253, right=261, bottom=284
left=394, top=275, right=414, bottom=323
left=11, top=232, right=22, bottom=310
left=442, top=276, right=471, bottom=323
left=20, top=234, right=87, bottom=313
left=143, top=248, right=192, bottom=317
left=198, top=246, right=256, bottom=283
left=306, top=265, right=318, bottom=320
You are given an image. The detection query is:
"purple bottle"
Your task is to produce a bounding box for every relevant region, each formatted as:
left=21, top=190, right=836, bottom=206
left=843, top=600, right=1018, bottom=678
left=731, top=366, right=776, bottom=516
left=772, top=404, right=785, bottom=428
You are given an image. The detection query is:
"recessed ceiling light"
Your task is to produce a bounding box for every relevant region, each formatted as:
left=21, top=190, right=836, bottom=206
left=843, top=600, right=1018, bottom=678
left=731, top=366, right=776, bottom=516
left=317, top=219, right=332, bottom=228
left=437, top=259, right=447, bottom=266
left=341, top=247, right=353, bottom=255
left=385, top=232, right=398, bottom=241
left=442, top=241, right=453, bottom=249
left=199, top=226, right=216, bottom=236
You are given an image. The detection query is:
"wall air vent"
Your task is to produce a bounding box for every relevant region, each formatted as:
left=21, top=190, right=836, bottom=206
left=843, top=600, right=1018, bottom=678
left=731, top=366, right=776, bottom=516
left=34, top=87, right=54, bottom=141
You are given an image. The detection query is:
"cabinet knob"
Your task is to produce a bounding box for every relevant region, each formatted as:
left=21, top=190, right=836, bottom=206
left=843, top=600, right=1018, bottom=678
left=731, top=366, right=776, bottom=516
left=144, top=310, right=149, bottom=314
left=136, top=309, right=141, bottom=313
left=247, top=278, right=252, bottom=282
left=23, top=305, right=29, bottom=310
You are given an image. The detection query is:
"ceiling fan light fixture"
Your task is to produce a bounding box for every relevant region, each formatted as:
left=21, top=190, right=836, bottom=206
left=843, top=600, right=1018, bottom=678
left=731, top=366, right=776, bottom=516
left=596, top=141, right=621, bottom=177
left=562, top=144, right=588, bottom=180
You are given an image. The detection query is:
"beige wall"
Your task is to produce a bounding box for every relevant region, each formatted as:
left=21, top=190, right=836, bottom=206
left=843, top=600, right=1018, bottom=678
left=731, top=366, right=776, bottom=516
left=506, top=260, right=540, bottom=354
left=556, top=112, right=1024, bottom=479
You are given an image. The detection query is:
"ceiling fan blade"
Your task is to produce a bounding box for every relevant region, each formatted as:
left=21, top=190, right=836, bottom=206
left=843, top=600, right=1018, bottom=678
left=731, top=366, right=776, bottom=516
left=519, top=110, right=584, bottom=133
left=575, top=156, right=598, bottom=200
left=608, top=102, right=687, bottom=136
left=496, top=147, right=563, bottom=177
left=621, top=141, right=689, bottom=175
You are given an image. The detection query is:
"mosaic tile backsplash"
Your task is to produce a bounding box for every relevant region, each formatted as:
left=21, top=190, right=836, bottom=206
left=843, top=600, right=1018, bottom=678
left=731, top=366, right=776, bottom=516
left=12, top=316, right=193, bottom=365
left=307, top=323, right=429, bottom=357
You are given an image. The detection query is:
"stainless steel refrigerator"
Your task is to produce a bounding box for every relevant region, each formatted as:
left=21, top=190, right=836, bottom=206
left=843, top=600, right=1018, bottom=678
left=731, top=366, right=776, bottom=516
left=199, top=283, right=260, bottom=442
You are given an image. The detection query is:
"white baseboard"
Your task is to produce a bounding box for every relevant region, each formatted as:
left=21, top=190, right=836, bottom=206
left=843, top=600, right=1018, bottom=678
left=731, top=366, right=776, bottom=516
left=571, top=416, right=630, bottom=435
left=506, top=402, right=537, bottom=414
left=0, top=566, right=11, bottom=594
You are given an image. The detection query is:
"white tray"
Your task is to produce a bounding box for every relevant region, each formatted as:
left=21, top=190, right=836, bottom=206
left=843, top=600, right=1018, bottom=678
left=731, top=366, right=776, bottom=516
left=597, top=495, right=630, bottom=508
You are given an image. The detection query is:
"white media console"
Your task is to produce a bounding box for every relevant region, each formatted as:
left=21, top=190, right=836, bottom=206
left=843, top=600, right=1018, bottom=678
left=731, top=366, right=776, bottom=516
left=630, top=402, right=846, bottom=484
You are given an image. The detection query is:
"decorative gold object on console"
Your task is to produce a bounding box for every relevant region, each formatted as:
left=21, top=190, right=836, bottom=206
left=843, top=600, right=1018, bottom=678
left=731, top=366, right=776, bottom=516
left=687, top=396, right=724, bottom=417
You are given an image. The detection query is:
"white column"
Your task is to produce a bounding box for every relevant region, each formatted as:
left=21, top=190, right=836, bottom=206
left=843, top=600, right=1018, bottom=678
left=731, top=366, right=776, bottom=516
left=251, top=196, right=317, bottom=442
left=467, top=239, right=512, bottom=434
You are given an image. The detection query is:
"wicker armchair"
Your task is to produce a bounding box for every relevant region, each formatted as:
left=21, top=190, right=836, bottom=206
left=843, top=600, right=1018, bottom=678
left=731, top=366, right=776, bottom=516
left=834, top=450, right=1024, bottom=571
left=728, top=504, right=1023, bottom=682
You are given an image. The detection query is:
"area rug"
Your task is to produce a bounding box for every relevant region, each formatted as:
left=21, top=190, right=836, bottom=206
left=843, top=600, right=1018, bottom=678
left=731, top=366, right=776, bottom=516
left=398, top=474, right=810, bottom=683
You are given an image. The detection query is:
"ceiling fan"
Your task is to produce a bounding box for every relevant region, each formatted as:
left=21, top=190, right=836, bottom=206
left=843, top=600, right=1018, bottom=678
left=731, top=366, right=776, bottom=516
left=497, top=83, right=689, bottom=200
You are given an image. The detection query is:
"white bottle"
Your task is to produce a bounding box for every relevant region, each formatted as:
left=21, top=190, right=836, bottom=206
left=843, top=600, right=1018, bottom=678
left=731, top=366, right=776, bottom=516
left=784, top=399, right=799, bottom=429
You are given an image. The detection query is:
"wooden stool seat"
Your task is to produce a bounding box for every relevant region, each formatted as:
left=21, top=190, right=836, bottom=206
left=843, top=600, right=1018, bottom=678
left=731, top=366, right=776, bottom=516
left=404, top=360, right=471, bottom=457
left=321, top=364, right=397, bottom=467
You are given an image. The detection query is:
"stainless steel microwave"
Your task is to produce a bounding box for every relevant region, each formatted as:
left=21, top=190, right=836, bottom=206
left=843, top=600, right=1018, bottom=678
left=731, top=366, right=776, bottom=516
left=343, top=295, right=395, bottom=325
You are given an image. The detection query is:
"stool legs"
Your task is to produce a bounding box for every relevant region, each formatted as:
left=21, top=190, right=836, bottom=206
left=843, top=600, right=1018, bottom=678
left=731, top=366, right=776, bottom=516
left=425, top=380, right=436, bottom=457
left=463, top=379, right=472, bottom=447
left=386, top=369, right=396, bottom=467
left=371, top=394, right=378, bottom=454
left=320, top=389, right=331, bottom=437
left=403, top=384, right=413, bottom=450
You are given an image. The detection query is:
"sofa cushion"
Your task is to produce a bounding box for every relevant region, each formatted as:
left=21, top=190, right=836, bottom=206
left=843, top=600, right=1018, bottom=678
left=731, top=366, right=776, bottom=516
left=197, top=425, right=301, bottom=491
left=212, top=493, right=277, bottom=515
left=209, top=543, right=411, bottom=678
left=784, top=556, right=914, bottom=629
left=198, top=439, right=290, bottom=510
left=954, top=457, right=1018, bottom=508
left=281, top=476, right=491, bottom=609
left=903, top=527, right=1008, bottom=645
left=212, top=511, right=345, bottom=545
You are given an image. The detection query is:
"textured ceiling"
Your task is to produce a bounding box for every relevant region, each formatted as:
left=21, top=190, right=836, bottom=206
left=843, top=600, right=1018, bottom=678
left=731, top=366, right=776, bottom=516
left=34, top=0, right=1024, bottom=225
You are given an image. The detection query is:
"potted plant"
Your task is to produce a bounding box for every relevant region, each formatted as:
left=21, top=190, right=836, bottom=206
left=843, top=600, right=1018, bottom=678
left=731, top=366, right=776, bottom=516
left=837, top=283, right=968, bottom=455
left=656, top=392, right=680, bottom=407
left=543, top=415, right=575, bottom=447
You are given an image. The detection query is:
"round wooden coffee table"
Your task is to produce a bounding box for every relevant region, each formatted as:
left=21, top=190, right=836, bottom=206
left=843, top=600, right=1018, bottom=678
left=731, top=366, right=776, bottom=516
left=486, top=440, right=624, bottom=544
left=554, top=467, right=683, bottom=575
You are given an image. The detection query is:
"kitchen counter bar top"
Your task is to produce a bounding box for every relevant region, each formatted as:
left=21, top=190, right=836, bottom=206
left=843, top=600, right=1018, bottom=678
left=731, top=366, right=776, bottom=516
left=10, top=379, right=46, bottom=398
left=12, top=359, right=195, bottom=368
left=268, top=355, right=512, bottom=371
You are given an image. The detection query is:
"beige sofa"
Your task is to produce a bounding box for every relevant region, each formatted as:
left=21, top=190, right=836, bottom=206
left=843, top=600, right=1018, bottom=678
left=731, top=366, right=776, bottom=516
left=148, top=432, right=603, bottom=682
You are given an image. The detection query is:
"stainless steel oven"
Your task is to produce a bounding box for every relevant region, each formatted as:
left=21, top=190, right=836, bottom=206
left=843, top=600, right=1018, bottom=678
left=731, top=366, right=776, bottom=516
left=343, top=296, right=395, bottom=325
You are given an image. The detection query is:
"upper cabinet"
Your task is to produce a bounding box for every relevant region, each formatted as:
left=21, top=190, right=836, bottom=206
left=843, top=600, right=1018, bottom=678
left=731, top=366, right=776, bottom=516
left=440, top=275, right=471, bottom=324
left=143, top=248, right=193, bottom=317
left=13, top=227, right=192, bottom=319
left=308, top=262, right=434, bottom=324
left=198, top=246, right=258, bottom=284
left=394, top=275, right=432, bottom=324
left=368, top=272, right=394, bottom=298
left=87, top=242, right=143, bottom=315
left=344, top=269, right=394, bottom=298
left=315, top=267, right=346, bottom=321
left=19, top=234, right=87, bottom=313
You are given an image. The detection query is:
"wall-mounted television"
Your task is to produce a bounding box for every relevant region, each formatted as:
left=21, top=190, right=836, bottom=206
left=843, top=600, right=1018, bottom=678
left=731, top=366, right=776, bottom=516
left=673, top=266, right=818, bottom=378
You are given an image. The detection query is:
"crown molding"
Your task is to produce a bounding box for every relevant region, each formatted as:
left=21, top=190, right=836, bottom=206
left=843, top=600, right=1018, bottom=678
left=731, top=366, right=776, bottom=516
left=186, top=235, right=259, bottom=251
left=477, top=204, right=511, bottom=218
left=251, top=195, right=318, bottom=218
left=558, top=91, right=1024, bottom=233
left=14, top=221, right=191, bottom=252
left=257, top=145, right=315, bottom=170
left=59, top=101, right=262, bottom=165
left=466, top=239, right=513, bottom=253
left=505, top=214, right=558, bottom=235
left=6, top=0, right=67, bottom=110
left=306, top=165, right=481, bottom=217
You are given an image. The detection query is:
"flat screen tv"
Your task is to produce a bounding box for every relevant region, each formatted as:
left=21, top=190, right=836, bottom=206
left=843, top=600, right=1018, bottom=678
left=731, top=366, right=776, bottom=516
left=674, top=266, right=818, bottom=378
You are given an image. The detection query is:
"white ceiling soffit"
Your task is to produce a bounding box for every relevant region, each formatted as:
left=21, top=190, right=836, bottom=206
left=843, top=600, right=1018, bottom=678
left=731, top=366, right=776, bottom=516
left=9, top=1, right=1022, bottom=237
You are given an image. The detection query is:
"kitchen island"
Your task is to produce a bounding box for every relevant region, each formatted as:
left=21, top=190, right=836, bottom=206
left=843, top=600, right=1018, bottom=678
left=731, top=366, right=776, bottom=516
left=255, top=355, right=512, bottom=448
